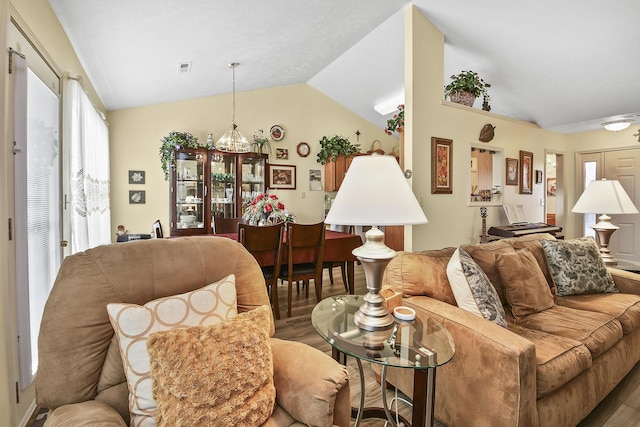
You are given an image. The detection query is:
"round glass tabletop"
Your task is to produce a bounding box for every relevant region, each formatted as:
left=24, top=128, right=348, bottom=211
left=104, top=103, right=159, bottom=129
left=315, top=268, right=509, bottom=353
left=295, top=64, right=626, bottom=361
left=312, top=295, right=455, bottom=369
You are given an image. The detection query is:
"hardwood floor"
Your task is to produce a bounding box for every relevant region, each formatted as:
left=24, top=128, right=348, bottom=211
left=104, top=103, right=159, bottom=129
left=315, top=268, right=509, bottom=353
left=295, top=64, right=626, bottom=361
left=274, top=264, right=640, bottom=427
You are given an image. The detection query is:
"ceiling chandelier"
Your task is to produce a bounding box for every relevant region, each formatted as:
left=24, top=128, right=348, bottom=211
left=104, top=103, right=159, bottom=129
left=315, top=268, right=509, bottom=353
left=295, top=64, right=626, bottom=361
left=216, top=62, right=250, bottom=152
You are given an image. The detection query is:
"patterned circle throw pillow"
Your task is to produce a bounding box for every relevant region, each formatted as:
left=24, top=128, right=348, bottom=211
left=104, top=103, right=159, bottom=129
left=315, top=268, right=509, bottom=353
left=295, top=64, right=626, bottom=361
left=107, top=274, right=237, bottom=426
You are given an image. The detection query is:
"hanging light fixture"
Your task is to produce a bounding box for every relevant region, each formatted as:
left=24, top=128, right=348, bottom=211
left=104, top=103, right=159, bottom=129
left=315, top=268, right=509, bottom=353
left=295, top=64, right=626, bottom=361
left=216, top=62, right=250, bottom=152
left=602, top=120, right=631, bottom=132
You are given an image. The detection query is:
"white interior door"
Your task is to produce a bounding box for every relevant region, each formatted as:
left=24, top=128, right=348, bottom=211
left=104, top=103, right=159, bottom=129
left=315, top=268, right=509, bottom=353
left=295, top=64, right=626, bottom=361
left=605, top=148, right=640, bottom=264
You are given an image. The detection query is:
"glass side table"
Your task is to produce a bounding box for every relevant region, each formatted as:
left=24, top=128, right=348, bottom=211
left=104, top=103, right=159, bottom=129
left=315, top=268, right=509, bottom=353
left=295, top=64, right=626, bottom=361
left=312, top=295, right=455, bottom=427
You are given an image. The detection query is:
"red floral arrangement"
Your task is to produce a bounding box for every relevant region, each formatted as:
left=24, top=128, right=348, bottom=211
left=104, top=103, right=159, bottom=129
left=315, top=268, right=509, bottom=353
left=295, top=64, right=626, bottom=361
left=242, top=193, right=295, bottom=225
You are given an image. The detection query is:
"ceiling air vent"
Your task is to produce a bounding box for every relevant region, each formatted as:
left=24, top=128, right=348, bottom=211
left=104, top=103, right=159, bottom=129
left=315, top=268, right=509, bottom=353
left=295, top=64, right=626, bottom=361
left=177, top=62, right=192, bottom=73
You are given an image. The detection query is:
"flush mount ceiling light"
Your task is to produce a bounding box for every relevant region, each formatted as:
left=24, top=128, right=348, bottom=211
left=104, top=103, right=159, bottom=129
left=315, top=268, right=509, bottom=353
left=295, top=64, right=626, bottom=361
left=374, top=93, right=404, bottom=115
left=602, top=120, right=631, bottom=132
left=216, top=62, right=250, bottom=153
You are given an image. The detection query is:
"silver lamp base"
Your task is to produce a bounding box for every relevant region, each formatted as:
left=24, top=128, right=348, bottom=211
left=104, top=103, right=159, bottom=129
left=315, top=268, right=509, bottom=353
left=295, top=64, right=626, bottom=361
left=593, top=214, right=619, bottom=266
left=352, top=226, right=397, bottom=331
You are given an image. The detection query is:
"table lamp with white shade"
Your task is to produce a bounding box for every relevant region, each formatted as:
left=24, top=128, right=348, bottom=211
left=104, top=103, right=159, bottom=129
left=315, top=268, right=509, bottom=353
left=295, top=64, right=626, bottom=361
left=572, top=178, right=639, bottom=265
left=325, top=155, right=428, bottom=331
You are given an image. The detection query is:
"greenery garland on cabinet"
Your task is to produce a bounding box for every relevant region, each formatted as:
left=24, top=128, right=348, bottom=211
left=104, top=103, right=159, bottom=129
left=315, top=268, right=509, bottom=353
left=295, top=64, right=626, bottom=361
left=159, top=131, right=209, bottom=181
left=316, top=135, right=360, bottom=165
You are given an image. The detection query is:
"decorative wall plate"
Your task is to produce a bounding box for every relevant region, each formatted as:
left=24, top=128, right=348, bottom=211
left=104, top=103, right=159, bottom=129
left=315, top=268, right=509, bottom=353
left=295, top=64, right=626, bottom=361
left=270, top=125, right=284, bottom=141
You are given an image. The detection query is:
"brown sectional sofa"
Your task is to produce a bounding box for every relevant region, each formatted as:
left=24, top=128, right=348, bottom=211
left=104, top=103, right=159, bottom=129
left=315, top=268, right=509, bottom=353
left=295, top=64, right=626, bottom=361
left=380, top=233, right=640, bottom=427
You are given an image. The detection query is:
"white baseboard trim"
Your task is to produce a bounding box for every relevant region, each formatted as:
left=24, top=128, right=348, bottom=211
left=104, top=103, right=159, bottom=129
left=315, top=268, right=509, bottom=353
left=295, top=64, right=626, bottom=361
left=19, top=399, right=37, bottom=427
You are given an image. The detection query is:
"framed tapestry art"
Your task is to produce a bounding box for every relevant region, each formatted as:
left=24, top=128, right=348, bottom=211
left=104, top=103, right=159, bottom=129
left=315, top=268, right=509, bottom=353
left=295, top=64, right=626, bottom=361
left=431, top=137, right=453, bottom=194
left=268, top=164, right=296, bottom=190
left=505, top=158, right=518, bottom=186
left=519, top=150, right=533, bottom=194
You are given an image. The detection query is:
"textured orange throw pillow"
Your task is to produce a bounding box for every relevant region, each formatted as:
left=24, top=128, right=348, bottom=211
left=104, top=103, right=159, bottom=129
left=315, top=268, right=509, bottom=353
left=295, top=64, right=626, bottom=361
left=146, top=305, right=275, bottom=427
left=496, top=250, right=554, bottom=320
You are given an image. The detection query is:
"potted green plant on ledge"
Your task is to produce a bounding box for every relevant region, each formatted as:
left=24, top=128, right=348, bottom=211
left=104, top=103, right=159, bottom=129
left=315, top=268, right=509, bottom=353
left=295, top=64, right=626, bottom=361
left=159, top=131, right=204, bottom=181
left=316, top=135, right=360, bottom=165
left=444, top=70, right=491, bottom=110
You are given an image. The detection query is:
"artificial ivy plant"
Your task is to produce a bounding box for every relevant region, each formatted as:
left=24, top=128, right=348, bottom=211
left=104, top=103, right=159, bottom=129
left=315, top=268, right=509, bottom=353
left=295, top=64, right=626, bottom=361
left=159, top=131, right=204, bottom=181
left=316, top=135, right=360, bottom=165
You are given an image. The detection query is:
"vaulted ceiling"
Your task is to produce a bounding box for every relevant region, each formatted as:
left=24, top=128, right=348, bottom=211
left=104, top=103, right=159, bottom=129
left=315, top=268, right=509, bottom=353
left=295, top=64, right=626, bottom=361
left=49, top=0, right=640, bottom=134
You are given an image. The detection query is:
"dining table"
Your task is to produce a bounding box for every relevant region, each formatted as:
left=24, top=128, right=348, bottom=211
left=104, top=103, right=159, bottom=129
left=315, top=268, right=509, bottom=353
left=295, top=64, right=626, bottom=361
left=217, top=229, right=363, bottom=294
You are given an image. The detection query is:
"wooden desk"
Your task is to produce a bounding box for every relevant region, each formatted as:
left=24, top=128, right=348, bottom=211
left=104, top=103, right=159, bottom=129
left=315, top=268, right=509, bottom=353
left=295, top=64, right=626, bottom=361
left=218, top=230, right=363, bottom=293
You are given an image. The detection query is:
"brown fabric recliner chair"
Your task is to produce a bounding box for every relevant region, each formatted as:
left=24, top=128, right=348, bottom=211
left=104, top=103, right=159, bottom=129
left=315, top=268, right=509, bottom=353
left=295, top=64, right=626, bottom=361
left=36, top=236, right=350, bottom=426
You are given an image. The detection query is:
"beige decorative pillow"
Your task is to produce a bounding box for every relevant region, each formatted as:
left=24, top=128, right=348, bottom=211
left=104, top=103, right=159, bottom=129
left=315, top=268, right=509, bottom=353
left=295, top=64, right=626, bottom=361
left=106, top=275, right=237, bottom=426
left=496, top=250, right=555, bottom=320
left=446, top=247, right=508, bottom=327
left=147, top=305, right=275, bottom=427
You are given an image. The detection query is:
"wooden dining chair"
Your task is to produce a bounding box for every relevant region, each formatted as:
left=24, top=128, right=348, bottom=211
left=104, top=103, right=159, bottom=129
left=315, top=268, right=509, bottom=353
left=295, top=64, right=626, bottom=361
left=323, top=224, right=353, bottom=292
left=214, top=217, right=242, bottom=234
left=238, top=222, right=285, bottom=319
left=279, top=222, right=326, bottom=317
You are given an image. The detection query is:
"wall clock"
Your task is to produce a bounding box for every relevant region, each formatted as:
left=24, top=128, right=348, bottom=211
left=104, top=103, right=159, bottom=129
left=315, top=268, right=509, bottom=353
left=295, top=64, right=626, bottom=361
left=297, top=142, right=310, bottom=157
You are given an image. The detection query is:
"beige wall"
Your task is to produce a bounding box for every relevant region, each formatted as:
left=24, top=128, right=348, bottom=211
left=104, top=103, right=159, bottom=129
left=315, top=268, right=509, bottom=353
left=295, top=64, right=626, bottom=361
left=405, top=6, right=570, bottom=250
left=108, top=83, right=399, bottom=238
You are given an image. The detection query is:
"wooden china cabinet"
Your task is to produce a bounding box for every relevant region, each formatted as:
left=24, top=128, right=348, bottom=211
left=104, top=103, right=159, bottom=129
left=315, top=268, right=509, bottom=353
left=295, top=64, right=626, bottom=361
left=170, top=148, right=268, bottom=236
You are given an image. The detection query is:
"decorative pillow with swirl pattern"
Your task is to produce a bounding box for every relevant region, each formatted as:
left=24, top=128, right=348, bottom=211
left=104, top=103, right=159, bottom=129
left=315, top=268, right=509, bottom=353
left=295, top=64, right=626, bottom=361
left=541, top=238, right=617, bottom=296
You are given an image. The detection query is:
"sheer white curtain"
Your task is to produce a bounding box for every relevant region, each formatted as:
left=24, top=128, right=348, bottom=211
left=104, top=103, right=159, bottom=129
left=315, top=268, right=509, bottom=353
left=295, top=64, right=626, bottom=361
left=65, top=78, right=111, bottom=252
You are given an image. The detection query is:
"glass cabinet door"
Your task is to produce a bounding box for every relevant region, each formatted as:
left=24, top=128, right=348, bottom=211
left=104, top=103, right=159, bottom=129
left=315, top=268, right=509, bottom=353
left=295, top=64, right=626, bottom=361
left=174, top=150, right=206, bottom=230
left=241, top=155, right=267, bottom=214
left=210, top=152, right=237, bottom=219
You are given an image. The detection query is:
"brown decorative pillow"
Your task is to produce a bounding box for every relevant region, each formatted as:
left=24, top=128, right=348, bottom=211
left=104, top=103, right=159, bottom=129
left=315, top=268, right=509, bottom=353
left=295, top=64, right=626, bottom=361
left=496, top=250, right=555, bottom=320
left=146, top=305, right=275, bottom=427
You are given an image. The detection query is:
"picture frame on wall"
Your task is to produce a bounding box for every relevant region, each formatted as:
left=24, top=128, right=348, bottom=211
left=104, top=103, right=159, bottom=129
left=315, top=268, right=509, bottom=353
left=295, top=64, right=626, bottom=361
left=129, top=170, right=145, bottom=184
left=276, top=148, right=288, bottom=160
left=519, top=150, right=533, bottom=194
left=431, top=137, right=453, bottom=194
left=129, top=190, right=146, bottom=204
left=268, top=164, right=296, bottom=190
left=535, top=169, right=543, bottom=184
left=505, top=158, right=518, bottom=186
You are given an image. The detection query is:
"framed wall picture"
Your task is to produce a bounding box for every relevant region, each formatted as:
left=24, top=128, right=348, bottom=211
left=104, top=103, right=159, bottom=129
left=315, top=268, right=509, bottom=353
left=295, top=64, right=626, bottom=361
left=519, top=150, right=533, bottom=194
left=129, top=170, right=145, bottom=184
left=535, top=169, right=543, bottom=184
left=309, top=169, right=323, bottom=191
left=129, top=190, right=146, bottom=204
left=268, top=164, right=296, bottom=190
left=505, top=158, right=518, bottom=186
left=276, top=148, right=289, bottom=159
left=431, top=137, right=453, bottom=194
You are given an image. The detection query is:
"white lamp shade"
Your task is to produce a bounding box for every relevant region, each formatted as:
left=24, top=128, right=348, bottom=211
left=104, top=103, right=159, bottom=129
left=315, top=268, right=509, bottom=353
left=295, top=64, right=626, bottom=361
left=324, top=155, right=428, bottom=226
left=572, top=179, right=639, bottom=214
